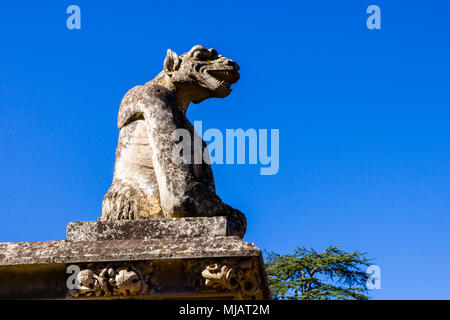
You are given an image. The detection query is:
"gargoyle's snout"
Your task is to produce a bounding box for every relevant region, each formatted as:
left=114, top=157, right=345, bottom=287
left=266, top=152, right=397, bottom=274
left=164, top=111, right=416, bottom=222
left=231, top=61, right=240, bottom=83
left=227, top=60, right=240, bottom=84
left=226, top=59, right=240, bottom=72
left=206, top=56, right=240, bottom=86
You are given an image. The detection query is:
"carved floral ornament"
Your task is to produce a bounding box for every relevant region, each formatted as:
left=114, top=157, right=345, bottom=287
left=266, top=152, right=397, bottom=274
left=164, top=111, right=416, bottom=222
left=184, top=257, right=263, bottom=299
left=68, top=258, right=263, bottom=299
left=67, top=261, right=159, bottom=298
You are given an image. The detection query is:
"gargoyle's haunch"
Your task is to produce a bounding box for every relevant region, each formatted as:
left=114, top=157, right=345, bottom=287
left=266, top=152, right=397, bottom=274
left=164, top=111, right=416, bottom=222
left=102, top=45, right=246, bottom=238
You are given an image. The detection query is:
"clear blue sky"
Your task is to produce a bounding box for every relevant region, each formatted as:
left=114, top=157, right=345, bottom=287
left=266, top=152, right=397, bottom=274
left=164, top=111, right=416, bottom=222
left=0, top=1, right=449, bottom=299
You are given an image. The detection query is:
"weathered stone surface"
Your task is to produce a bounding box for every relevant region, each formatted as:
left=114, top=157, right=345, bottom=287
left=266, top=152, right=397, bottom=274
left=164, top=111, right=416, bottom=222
left=0, top=237, right=270, bottom=300
left=0, top=217, right=270, bottom=299
left=0, top=237, right=260, bottom=266
left=0, top=256, right=270, bottom=300
left=101, top=45, right=246, bottom=238
left=66, top=256, right=268, bottom=300
left=0, top=264, right=68, bottom=299
left=66, top=216, right=230, bottom=242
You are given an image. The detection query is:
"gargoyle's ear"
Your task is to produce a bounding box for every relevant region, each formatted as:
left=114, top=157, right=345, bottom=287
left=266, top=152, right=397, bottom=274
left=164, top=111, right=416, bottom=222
left=163, top=49, right=180, bottom=72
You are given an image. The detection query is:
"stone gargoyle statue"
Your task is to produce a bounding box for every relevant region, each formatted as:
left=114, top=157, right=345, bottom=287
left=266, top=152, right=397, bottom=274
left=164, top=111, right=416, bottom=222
left=101, top=45, right=246, bottom=238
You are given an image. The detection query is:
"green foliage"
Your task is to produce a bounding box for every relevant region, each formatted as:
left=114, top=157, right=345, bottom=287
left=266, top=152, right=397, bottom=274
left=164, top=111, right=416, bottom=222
left=265, top=246, right=372, bottom=300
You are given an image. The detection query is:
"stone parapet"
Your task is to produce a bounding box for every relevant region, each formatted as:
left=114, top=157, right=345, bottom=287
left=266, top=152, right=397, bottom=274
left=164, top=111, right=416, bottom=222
left=0, top=217, right=270, bottom=300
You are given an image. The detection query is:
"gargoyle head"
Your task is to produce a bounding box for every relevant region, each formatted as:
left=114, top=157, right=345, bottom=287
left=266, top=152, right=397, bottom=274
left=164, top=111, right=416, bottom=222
left=160, top=45, right=240, bottom=108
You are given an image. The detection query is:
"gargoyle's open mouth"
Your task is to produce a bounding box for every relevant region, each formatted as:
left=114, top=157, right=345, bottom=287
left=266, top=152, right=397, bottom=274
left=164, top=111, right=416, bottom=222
left=207, top=70, right=240, bottom=85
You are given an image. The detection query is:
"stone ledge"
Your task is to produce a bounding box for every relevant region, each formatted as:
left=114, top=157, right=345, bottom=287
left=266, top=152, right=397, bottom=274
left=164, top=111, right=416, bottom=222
left=0, top=236, right=260, bottom=266
left=66, top=216, right=228, bottom=242
left=0, top=217, right=270, bottom=299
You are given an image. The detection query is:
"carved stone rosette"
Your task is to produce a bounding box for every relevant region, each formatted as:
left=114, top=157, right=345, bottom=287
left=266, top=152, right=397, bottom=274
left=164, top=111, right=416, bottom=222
left=184, top=257, right=263, bottom=299
left=67, top=261, right=159, bottom=298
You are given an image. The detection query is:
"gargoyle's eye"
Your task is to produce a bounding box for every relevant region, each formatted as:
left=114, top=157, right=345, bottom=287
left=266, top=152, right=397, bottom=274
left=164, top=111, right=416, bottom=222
left=209, top=48, right=218, bottom=58
left=192, top=49, right=210, bottom=60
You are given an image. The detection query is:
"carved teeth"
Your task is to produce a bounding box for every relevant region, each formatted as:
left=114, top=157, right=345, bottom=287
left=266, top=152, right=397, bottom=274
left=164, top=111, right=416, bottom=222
left=207, top=70, right=239, bottom=84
